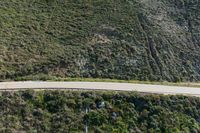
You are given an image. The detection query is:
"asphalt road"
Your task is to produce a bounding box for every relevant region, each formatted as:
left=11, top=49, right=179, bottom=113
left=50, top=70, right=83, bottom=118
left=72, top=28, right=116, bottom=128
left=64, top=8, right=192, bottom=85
left=0, top=81, right=200, bottom=96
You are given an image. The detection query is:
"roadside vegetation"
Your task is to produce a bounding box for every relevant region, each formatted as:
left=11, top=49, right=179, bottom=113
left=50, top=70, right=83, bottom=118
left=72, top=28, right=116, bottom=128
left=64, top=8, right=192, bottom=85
left=0, top=90, right=200, bottom=132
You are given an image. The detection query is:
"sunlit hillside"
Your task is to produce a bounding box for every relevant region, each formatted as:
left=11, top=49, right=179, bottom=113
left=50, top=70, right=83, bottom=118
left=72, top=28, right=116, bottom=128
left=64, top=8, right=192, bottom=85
left=0, top=0, right=200, bottom=81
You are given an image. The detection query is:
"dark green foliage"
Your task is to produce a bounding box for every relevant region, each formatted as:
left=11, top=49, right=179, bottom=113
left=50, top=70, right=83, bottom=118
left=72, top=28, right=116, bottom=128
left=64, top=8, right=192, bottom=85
left=84, top=111, right=107, bottom=126
left=0, top=0, right=200, bottom=81
left=0, top=90, right=200, bottom=132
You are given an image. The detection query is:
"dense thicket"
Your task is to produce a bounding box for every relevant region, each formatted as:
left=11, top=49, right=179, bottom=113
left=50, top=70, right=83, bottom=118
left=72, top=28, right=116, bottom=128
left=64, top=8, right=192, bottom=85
left=0, top=90, right=200, bottom=132
left=0, top=0, right=200, bottom=81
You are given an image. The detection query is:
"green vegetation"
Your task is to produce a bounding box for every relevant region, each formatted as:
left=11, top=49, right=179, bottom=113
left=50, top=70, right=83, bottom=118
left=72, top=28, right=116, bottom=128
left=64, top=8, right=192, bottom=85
left=0, top=90, right=200, bottom=132
left=0, top=0, right=200, bottom=82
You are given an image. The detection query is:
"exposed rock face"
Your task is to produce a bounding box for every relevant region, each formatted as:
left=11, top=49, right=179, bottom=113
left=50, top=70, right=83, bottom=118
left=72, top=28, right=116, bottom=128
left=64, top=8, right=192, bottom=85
left=0, top=0, right=199, bottom=81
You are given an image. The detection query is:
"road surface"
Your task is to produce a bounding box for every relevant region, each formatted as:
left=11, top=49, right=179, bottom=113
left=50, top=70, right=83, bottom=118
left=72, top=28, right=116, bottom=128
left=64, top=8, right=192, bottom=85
left=0, top=81, right=200, bottom=96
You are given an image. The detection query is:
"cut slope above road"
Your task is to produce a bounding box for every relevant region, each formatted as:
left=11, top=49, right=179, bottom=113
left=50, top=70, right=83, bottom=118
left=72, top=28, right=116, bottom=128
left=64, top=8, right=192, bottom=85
left=0, top=82, right=200, bottom=97
left=1, top=0, right=200, bottom=82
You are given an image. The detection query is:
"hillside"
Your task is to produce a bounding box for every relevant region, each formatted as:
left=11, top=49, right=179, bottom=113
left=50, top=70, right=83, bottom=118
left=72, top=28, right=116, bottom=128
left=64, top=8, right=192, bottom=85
left=0, top=0, right=200, bottom=81
left=1, top=90, right=200, bottom=132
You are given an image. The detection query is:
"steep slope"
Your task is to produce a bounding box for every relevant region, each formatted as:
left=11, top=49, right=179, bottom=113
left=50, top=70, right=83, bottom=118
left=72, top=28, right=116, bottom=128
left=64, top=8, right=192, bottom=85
left=0, top=0, right=200, bottom=81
